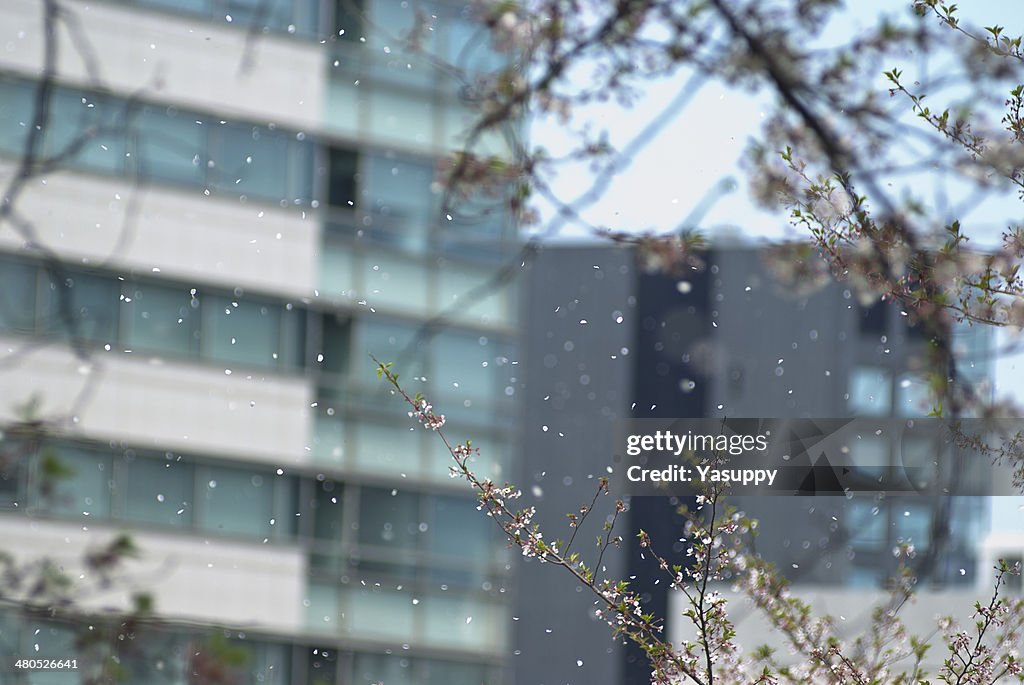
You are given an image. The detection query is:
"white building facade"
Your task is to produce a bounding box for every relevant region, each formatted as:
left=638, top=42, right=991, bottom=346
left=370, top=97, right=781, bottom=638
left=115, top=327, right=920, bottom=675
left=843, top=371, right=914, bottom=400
left=0, top=1, right=519, bottom=683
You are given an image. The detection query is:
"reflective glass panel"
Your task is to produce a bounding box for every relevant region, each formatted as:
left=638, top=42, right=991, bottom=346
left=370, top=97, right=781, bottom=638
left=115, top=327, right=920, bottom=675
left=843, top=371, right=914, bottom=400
left=199, top=466, right=275, bottom=538
left=121, top=456, right=194, bottom=527
left=127, top=283, right=200, bottom=357
left=204, top=296, right=282, bottom=368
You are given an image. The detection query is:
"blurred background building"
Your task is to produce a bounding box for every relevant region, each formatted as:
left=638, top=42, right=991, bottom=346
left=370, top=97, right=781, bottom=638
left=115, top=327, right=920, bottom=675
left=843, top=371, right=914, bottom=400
left=519, top=243, right=1016, bottom=683
left=0, top=1, right=519, bottom=683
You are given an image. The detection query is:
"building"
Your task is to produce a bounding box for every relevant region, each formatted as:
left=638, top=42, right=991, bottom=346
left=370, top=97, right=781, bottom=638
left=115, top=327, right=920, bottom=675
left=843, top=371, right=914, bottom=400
left=519, top=242, right=1002, bottom=684
left=0, top=1, right=519, bottom=683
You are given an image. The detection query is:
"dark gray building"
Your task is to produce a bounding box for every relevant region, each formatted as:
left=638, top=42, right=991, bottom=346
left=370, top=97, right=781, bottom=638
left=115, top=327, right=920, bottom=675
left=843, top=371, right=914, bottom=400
left=516, top=242, right=991, bottom=685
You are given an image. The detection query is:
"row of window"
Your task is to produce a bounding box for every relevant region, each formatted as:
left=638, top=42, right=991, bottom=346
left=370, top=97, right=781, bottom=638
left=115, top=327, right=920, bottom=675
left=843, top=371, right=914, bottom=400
left=844, top=495, right=986, bottom=588
left=0, top=257, right=516, bottom=403
left=0, top=74, right=516, bottom=260
left=0, top=615, right=500, bottom=685
left=306, top=580, right=506, bottom=650
left=325, top=150, right=513, bottom=260
left=0, top=77, right=314, bottom=205
left=123, top=0, right=498, bottom=51
left=0, top=438, right=500, bottom=586
left=0, top=440, right=298, bottom=538
left=0, top=257, right=306, bottom=371
left=124, top=0, right=509, bottom=79
left=330, top=0, right=509, bottom=85
left=129, top=0, right=320, bottom=37
left=847, top=366, right=931, bottom=417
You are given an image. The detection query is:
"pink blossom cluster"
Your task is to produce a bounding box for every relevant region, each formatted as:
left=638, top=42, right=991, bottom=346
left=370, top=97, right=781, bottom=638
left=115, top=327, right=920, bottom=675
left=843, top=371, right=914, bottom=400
left=407, top=399, right=445, bottom=431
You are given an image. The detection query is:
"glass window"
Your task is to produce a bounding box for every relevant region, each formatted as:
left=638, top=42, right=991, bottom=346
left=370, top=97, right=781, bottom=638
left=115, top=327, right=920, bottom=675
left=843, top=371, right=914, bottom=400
left=199, top=466, right=275, bottom=538
left=352, top=653, right=413, bottom=685
left=43, top=269, right=119, bottom=345
left=846, top=565, right=881, bottom=589
left=950, top=496, right=989, bottom=552
left=847, top=434, right=889, bottom=480
left=0, top=78, right=319, bottom=201
left=846, top=498, right=885, bottom=551
left=434, top=331, right=495, bottom=399
left=307, top=646, right=339, bottom=685
left=327, top=147, right=358, bottom=209
left=362, top=153, right=436, bottom=250
left=893, top=502, right=931, bottom=550
left=857, top=300, right=887, bottom=334
left=292, top=0, right=321, bottom=37
left=848, top=366, right=892, bottom=416
left=367, top=1, right=418, bottom=48
left=346, top=589, right=416, bottom=639
left=313, top=480, right=344, bottom=542
left=25, top=621, right=76, bottom=660
left=185, top=634, right=253, bottom=685
left=200, top=0, right=319, bottom=35
left=360, top=251, right=429, bottom=312
left=275, top=473, right=300, bottom=538
left=429, top=495, right=491, bottom=565
left=425, top=659, right=490, bottom=685
left=305, top=581, right=341, bottom=631
left=897, top=433, right=939, bottom=491
left=422, top=594, right=499, bottom=650
left=289, top=139, right=315, bottom=204
left=953, top=323, right=993, bottom=385
left=211, top=124, right=290, bottom=201
left=440, top=189, right=512, bottom=259
left=363, top=1, right=436, bottom=88
left=0, top=77, right=35, bottom=157
left=126, top=283, right=200, bottom=357
left=243, top=639, right=291, bottom=685
left=121, top=630, right=188, bottom=685
left=357, top=320, right=427, bottom=381
left=204, top=295, right=283, bottom=368
left=280, top=306, right=307, bottom=369
left=0, top=447, right=20, bottom=509
left=440, top=6, right=507, bottom=75
left=44, top=445, right=112, bottom=519
left=357, top=487, right=419, bottom=551
left=121, top=455, right=194, bottom=527
left=319, top=313, right=351, bottom=375
left=44, top=88, right=126, bottom=174
left=895, top=373, right=931, bottom=416
left=309, top=475, right=342, bottom=565
left=0, top=258, right=38, bottom=333
left=312, top=414, right=346, bottom=463
left=138, top=0, right=209, bottom=14
left=334, top=0, right=366, bottom=42
left=353, top=421, right=421, bottom=475
left=135, top=105, right=206, bottom=185
left=226, top=0, right=294, bottom=33
left=0, top=612, right=20, bottom=665
left=438, top=263, right=512, bottom=323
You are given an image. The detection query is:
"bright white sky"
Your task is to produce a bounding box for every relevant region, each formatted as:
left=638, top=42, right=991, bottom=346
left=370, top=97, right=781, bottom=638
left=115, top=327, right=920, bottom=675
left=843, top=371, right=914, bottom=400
left=527, top=0, right=1024, bottom=532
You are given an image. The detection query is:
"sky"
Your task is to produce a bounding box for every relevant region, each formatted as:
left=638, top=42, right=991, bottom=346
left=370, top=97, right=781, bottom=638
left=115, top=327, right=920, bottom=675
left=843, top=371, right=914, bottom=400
left=527, top=1, right=1024, bottom=243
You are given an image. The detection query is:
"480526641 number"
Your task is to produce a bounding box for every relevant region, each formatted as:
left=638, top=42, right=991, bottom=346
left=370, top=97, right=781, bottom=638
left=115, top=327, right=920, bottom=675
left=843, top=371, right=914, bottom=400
left=12, top=658, right=79, bottom=671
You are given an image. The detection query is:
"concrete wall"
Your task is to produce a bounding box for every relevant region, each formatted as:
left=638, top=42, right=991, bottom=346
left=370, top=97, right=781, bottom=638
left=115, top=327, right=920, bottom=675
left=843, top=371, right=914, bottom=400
left=0, top=161, right=320, bottom=300
left=0, top=516, right=308, bottom=632
left=515, top=244, right=637, bottom=685
left=0, top=0, right=325, bottom=131
left=0, top=334, right=313, bottom=465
